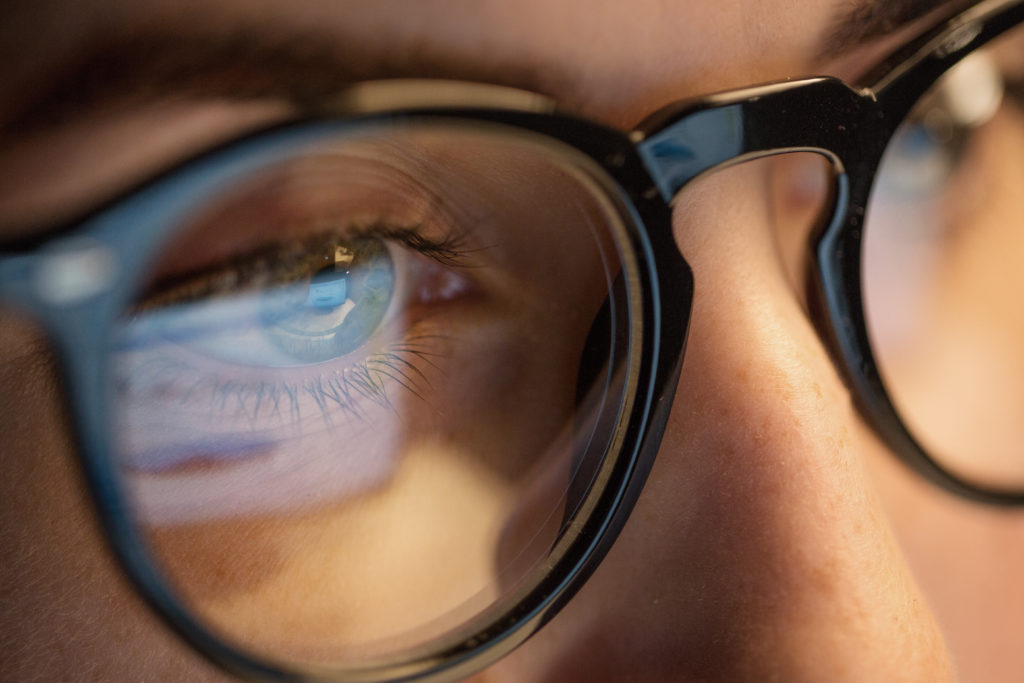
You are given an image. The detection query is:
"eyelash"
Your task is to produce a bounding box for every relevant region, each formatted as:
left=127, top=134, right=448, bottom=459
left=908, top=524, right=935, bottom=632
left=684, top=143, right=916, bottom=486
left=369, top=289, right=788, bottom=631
left=113, top=218, right=473, bottom=473
left=175, top=332, right=447, bottom=425
left=132, top=220, right=471, bottom=313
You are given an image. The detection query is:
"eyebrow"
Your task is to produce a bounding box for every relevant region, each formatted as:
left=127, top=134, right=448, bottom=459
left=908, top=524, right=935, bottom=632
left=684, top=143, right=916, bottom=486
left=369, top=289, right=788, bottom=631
left=2, top=0, right=978, bottom=141
left=821, top=0, right=977, bottom=57
left=0, top=21, right=566, bottom=141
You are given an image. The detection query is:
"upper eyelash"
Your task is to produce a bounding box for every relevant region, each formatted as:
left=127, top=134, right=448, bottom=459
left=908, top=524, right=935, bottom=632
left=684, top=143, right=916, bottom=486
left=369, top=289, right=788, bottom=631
left=131, top=221, right=471, bottom=313
left=364, top=225, right=472, bottom=266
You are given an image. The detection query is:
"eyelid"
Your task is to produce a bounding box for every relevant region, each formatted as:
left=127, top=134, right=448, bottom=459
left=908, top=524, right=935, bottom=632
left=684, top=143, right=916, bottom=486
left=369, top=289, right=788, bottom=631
left=0, top=100, right=293, bottom=239
left=133, top=222, right=471, bottom=314
left=118, top=226, right=475, bottom=377
left=137, top=142, right=488, bottom=282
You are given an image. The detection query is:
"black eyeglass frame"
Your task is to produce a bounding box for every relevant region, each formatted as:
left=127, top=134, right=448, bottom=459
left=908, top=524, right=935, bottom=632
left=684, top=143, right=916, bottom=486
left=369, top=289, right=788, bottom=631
left=2, top=0, right=1024, bottom=680
left=638, top=0, right=1024, bottom=506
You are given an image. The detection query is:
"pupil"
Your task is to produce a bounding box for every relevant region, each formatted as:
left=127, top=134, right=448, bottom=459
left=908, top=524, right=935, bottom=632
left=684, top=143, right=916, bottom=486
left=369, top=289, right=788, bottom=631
left=306, top=248, right=353, bottom=309
left=262, top=237, right=394, bottom=364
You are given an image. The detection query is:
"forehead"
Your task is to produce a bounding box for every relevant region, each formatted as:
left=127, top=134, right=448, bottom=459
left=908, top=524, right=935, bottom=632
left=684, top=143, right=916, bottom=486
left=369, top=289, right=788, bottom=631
left=9, top=0, right=847, bottom=126
left=0, top=0, right=959, bottom=235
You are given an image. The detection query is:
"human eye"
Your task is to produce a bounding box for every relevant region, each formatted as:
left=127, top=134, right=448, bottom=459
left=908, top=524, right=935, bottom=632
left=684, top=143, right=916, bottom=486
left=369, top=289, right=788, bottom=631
left=114, top=223, right=463, bottom=459
left=124, top=232, right=399, bottom=367
left=111, top=148, right=482, bottom=518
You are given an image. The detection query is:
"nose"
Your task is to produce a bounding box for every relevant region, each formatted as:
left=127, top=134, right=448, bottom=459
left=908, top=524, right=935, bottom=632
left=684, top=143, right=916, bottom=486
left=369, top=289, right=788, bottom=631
left=483, top=159, right=955, bottom=682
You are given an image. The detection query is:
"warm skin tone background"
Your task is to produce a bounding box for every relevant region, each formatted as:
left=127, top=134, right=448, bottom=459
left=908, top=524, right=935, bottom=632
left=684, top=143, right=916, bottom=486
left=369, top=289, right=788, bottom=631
left=2, top=0, right=1023, bottom=681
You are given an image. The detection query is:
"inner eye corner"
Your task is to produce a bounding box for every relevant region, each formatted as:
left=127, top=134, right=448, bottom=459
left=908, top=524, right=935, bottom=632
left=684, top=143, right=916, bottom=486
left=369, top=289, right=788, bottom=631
left=762, top=152, right=837, bottom=298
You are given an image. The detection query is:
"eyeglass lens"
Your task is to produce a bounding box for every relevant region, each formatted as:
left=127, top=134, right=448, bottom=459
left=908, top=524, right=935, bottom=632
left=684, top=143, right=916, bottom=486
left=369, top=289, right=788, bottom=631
left=107, top=124, right=638, bottom=667
left=863, top=21, right=1024, bottom=490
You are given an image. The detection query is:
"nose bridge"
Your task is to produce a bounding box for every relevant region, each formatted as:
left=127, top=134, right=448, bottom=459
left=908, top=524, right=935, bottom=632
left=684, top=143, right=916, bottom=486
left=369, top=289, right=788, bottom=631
left=637, top=77, right=874, bottom=429
left=651, top=83, right=885, bottom=552
left=646, top=140, right=958, bottom=680
left=636, top=76, right=874, bottom=203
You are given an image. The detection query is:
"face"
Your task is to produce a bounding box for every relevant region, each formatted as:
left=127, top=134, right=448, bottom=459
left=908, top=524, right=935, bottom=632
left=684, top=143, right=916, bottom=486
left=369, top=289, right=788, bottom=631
left=2, top=1, right=1023, bottom=681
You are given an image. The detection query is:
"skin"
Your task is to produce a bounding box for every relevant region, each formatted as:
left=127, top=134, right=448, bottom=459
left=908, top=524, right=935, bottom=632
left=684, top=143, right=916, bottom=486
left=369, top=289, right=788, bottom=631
left=2, top=0, right=1024, bottom=681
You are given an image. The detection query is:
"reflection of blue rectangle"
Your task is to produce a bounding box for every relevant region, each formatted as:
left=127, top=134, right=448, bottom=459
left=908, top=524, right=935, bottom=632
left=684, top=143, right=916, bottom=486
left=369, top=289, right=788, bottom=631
left=306, top=278, right=347, bottom=307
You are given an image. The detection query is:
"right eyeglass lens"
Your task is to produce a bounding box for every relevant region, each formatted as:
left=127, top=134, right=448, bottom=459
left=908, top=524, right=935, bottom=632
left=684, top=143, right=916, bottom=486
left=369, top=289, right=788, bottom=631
left=863, top=22, right=1024, bottom=491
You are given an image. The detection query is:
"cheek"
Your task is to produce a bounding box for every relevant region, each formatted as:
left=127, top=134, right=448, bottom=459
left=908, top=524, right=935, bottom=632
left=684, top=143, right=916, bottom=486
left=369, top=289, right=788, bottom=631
left=863, top=426, right=1024, bottom=683
left=0, top=310, right=229, bottom=681
left=121, top=292, right=597, bottom=664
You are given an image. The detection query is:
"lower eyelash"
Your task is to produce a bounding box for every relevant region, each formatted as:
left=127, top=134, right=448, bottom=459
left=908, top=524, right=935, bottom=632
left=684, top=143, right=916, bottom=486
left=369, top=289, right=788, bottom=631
left=112, top=333, right=451, bottom=474
left=302, top=333, right=446, bottom=423
left=167, top=332, right=448, bottom=427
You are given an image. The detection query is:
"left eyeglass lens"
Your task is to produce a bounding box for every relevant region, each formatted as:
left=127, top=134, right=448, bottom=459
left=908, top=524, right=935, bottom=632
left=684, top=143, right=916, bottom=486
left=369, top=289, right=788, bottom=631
left=862, top=22, right=1024, bottom=491
left=107, top=122, right=639, bottom=668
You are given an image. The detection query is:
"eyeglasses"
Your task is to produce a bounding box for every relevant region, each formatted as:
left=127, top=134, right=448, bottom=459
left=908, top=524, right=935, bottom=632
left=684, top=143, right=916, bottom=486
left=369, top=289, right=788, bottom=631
left=2, top=0, right=1023, bottom=680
